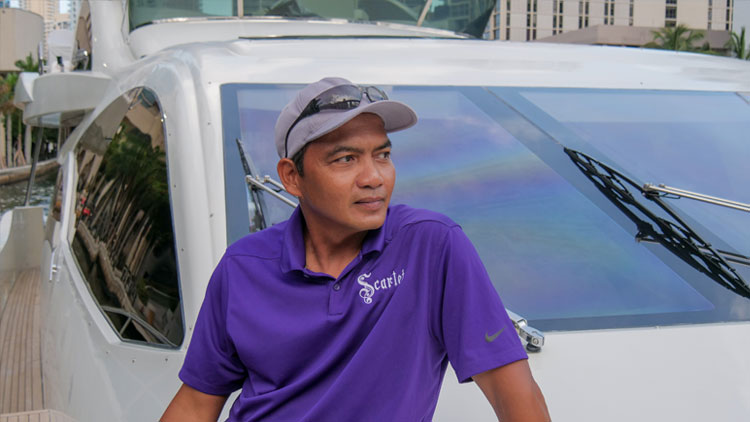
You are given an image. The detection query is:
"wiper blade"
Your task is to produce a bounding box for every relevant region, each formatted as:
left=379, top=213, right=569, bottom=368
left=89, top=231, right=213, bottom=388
left=565, top=148, right=750, bottom=299
left=642, top=183, right=750, bottom=213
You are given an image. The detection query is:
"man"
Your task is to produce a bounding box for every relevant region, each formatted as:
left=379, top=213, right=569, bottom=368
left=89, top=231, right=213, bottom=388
left=162, top=77, right=550, bottom=421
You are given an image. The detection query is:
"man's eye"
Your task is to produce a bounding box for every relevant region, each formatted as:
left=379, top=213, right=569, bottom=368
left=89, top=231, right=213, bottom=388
left=378, top=151, right=391, bottom=160
left=335, top=155, right=354, bottom=163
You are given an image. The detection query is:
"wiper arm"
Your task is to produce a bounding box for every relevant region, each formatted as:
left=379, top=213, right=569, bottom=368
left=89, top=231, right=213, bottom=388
left=237, top=139, right=269, bottom=231
left=245, top=174, right=297, bottom=208
left=236, top=139, right=298, bottom=232
left=642, top=183, right=750, bottom=213
left=565, top=148, right=750, bottom=299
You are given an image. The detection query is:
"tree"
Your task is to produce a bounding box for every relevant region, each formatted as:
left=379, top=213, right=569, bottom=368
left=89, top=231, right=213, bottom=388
left=0, top=53, right=40, bottom=167
left=725, top=27, right=750, bottom=60
left=645, top=24, right=705, bottom=52
left=0, top=73, right=19, bottom=168
left=14, top=53, right=39, bottom=73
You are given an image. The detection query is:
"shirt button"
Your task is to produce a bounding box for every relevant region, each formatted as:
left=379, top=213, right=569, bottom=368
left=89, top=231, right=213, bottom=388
left=333, top=283, right=341, bottom=291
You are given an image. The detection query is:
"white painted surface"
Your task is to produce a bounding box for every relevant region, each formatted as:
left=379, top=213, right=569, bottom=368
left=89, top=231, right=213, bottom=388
left=128, top=18, right=464, bottom=58
left=0, top=207, right=43, bottom=271
left=23, top=72, right=111, bottom=127
left=0, top=211, right=10, bottom=251
left=436, top=324, right=750, bottom=421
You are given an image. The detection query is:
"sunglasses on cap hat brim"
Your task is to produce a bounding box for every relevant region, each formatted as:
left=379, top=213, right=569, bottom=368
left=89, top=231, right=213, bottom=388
left=284, top=85, right=388, bottom=158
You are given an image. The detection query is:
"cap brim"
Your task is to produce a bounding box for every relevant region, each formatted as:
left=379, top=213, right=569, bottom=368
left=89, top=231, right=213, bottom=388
left=302, top=100, right=418, bottom=145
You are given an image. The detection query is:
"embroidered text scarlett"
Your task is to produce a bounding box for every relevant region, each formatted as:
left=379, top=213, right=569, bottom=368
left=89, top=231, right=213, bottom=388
left=357, top=269, right=406, bottom=304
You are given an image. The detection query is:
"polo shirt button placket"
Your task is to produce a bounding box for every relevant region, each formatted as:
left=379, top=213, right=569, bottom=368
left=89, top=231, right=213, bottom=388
left=328, top=278, right=347, bottom=316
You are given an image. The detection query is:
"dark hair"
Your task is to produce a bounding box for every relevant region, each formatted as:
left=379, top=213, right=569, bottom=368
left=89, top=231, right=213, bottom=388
left=291, top=142, right=309, bottom=177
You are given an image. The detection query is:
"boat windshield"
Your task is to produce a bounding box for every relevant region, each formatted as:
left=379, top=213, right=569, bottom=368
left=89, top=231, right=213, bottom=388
left=129, top=0, right=494, bottom=37
left=221, top=84, right=750, bottom=331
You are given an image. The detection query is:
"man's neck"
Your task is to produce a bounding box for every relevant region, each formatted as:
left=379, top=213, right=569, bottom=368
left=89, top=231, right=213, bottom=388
left=302, top=219, right=368, bottom=280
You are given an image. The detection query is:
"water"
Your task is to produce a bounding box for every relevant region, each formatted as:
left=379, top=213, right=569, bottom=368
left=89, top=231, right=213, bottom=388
left=0, top=169, right=57, bottom=246
left=0, top=170, right=57, bottom=216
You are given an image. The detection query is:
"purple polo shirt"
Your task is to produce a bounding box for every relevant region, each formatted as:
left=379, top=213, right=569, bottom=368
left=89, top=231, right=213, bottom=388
left=179, top=204, right=526, bottom=421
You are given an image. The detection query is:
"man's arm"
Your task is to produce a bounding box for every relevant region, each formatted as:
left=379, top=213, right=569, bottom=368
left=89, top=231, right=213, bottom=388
left=473, top=359, right=550, bottom=422
left=161, top=383, right=229, bottom=422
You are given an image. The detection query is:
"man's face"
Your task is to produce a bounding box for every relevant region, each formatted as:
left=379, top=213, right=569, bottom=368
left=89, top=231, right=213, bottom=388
left=295, top=113, right=395, bottom=238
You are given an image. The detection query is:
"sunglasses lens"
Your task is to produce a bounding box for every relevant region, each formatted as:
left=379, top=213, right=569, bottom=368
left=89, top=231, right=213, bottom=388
left=364, top=86, right=388, bottom=102
left=317, top=85, right=363, bottom=107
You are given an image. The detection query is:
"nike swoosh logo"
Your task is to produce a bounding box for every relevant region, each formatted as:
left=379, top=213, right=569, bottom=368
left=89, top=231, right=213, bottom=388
left=485, top=327, right=505, bottom=343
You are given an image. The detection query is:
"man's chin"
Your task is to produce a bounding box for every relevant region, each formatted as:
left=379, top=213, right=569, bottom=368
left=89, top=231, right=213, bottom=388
left=357, top=211, right=388, bottom=231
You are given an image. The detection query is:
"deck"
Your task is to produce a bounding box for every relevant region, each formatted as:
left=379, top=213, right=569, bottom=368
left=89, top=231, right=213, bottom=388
left=0, top=269, right=75, bottom=422
left=0, top=269, right=43, bottom=416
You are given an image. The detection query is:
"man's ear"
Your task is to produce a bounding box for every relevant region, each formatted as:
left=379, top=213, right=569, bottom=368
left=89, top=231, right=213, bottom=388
left=277, top=158, right=302, bottom=198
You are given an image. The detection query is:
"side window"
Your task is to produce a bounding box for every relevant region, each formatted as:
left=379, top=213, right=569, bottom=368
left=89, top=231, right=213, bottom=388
left=71, top=87, right=183, bottom=347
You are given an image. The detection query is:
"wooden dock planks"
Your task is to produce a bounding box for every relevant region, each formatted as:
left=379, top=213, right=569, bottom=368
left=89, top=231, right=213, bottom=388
left=0, top=269, right=43, bottom=415
left=0, top=409, right=76, bottom=422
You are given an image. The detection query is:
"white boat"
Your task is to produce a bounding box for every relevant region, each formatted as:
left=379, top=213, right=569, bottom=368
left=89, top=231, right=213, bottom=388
left=2, top=0, right=750, bottom=420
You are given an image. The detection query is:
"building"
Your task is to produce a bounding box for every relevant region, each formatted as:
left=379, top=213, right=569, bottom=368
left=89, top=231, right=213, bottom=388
left=66, top=0, right=78, bottom=30
left=484, top=0, right=734, bottom=47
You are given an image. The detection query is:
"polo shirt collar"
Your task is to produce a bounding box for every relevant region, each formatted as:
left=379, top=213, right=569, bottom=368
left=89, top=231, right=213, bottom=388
left=279, top=206, right=390, bottom=274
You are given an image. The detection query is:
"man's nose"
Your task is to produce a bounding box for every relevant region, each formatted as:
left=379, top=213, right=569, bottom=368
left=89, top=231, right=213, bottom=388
left=357, top=157, right=384, bottom=189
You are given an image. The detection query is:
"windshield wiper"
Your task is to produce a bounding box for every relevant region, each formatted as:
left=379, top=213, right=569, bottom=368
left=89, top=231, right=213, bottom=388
left=245, top=174, right=297, bottom=208
left=565, top=148, right=750, bottom=299
left=236, top=139, right=298, bottom=232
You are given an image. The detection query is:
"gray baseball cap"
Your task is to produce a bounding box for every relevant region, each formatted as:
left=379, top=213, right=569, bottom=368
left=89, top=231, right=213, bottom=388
left=274, top=77, right=418, bottom=159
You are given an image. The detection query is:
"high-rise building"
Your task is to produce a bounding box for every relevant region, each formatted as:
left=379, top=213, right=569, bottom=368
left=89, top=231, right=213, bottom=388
left=67, top=0, right=78, bottom=31
left=484, top=0, right=733, bottom=48
left=18, top=0, right=55, bottom=33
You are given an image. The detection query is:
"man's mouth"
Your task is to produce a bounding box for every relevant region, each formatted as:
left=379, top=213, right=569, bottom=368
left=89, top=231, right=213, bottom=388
left=354, top=197, right=385, bottom=209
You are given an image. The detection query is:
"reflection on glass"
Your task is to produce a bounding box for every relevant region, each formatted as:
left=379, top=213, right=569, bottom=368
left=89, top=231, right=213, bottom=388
left=518, top=90, right=750, bottom=256
left=129, top=0, right=495, bottom=37
left=565, top=147, right=750, bottom=300
left=223, top=84, right=750, bottom=331
left=50, top=170, right=63, bottom=223
left=72, top=88, right=183, bottom=347
left=385, top=88, right=713, bottom=325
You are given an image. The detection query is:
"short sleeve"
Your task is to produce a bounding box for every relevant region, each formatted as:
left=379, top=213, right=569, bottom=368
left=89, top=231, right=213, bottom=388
left=179, top=256, right=246, bottom=395
left=437, top=226, right=528, bottom=383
